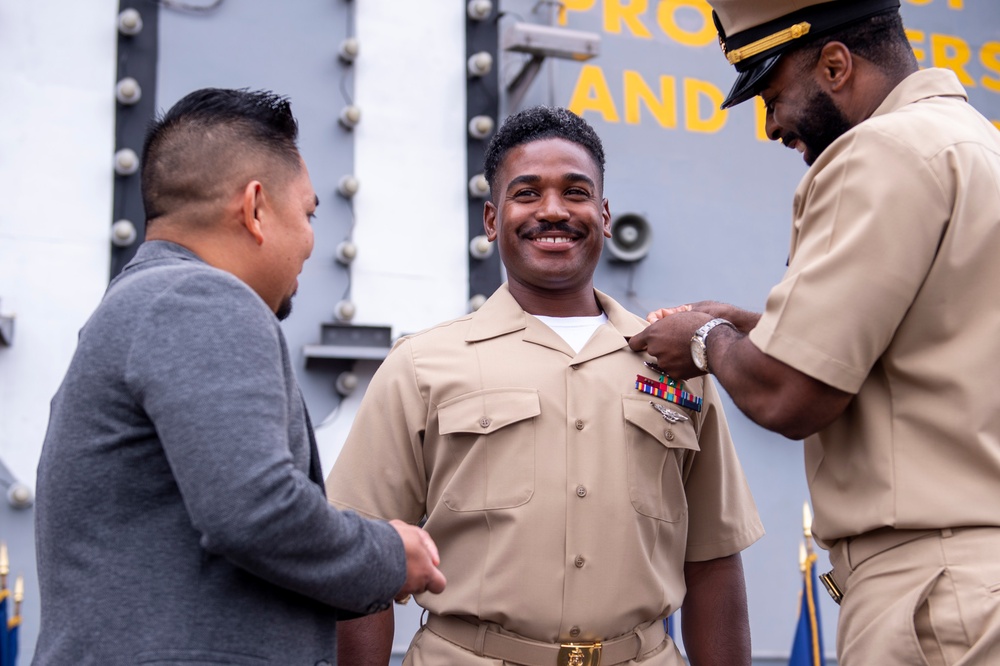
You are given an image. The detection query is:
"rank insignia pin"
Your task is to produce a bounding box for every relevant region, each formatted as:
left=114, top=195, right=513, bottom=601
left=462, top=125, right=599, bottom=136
left=643, top=360, right=668, bottom=376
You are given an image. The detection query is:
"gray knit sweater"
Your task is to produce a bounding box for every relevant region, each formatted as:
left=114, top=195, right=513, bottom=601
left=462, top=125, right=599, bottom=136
left=33, top=241, right=404, bottom=665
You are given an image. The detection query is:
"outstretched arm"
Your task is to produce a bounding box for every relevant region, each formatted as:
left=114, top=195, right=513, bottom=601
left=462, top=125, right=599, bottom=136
left=681, top=554, right=751, bottom=666
left=336, top=521, right=446, bottom=665
left=629, top=302, right=852, bottom=440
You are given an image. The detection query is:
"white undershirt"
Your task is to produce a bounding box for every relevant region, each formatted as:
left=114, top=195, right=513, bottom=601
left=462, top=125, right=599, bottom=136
left=533, top=313, right=608, bottom=354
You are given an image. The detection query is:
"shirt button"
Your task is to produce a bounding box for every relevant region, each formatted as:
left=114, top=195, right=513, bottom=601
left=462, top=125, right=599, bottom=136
left=664, top=429, right=675, bottom=441
left=576, top=485, right=587, bottom=498
left=575, top=556, right=585, bottom=568
left=569, top=626, right=581, bottom=637
left=575, top=419, right=585, bottom=430
left=480, top=417, right=491, bottom=428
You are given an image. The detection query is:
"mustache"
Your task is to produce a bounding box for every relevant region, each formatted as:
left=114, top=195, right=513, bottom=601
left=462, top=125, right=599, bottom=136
left=519, top=221, right=581, bottom=238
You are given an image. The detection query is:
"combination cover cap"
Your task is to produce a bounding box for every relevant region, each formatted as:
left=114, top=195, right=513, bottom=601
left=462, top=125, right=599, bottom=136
left=709, top=0, right=901, bottom=109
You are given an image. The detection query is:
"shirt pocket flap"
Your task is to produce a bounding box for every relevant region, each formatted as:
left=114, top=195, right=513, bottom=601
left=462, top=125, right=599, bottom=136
left=622, top=396, right=700, bottom=452
left=438, top=388, right=541, bottom=435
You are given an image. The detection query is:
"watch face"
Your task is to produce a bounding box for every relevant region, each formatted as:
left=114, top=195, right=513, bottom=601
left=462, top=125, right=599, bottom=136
left=691, top=337, right=708, bottom=371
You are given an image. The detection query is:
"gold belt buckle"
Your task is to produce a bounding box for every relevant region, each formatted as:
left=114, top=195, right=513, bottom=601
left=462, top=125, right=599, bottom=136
left=819, top=570, right=844, bottom=605
left=558, top=642, right=602, bottom=666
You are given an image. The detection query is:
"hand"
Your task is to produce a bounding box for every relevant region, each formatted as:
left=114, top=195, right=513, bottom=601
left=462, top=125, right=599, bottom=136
left=646, top=303, right=692, bottom=323
left=389, top=520, right=447, bottom=601
left=629, top=310, right=713, bottom=380
left=647, top=301, right=759, bottom=333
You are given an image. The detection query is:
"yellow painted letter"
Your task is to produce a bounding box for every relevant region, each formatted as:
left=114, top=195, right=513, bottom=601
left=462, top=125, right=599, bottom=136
left=657, top=0, right=716, bottom=47
left=906, top=29, right=926, bottom=66
left=753, top=96, right=769, bottom=142
left=684, top=78, right=727, bottom=133
left=624, top=70, right=678, bottom=128
left=604, top=0, right=652, bottom=38
left=981, top=42, right=1000, bottom=94
left=931, top=33, right=975, bottom=86
left=568, top=65, right=622, bottom=123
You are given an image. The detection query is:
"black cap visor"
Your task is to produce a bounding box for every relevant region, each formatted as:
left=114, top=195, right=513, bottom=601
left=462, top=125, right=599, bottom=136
left=721, top=53, right=781, bottom=110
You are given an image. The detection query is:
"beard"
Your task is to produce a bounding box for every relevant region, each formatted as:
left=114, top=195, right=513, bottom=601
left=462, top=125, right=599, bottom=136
left=276, top=291, right=295, bottom=321
left=795, top=84, right=853, bottom=166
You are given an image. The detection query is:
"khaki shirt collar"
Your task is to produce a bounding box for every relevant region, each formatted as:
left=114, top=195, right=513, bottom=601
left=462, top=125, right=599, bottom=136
left=871, top=67, right=967, bottom=120
left=466, top=283, right=647, bottom=361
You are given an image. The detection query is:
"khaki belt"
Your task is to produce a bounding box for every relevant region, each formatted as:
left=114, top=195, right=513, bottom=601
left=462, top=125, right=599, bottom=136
left=822, top=527, right=941, bottom=605
left=425, top=613, right=668, bottom=666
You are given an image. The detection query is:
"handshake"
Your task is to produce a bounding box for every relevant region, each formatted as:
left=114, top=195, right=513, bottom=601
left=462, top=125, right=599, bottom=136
left=390, top=520, right=447, bottom=601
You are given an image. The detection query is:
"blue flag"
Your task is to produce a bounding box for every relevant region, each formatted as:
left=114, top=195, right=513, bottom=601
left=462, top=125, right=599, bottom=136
left=0, top=588, right=8, bottom=666
left=7, top=614, right=18, bottom=666
left=789, top=552, right=825, bottom=666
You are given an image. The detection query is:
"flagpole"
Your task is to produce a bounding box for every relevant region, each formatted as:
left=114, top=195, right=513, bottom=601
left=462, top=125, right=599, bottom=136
left=802, top=501, right=814, bottom=555
left=11, top=578, right=21, bottom=619
left=802, top=502, right=822, bottom=666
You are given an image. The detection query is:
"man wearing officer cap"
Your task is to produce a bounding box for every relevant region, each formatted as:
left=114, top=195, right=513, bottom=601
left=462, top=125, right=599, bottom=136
left=629, top=0, right=1000, bottom=664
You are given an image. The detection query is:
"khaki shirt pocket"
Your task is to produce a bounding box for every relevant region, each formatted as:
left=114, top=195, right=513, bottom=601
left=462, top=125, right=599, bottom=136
left=438, top=388, right=540, bottom=511
left=623, top=395, right=700, bottom=523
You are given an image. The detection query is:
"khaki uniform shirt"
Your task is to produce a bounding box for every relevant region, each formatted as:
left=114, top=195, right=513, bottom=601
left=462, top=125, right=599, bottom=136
left=329, top=286, right=763, bottom=643
left=750, top=68, right=1000, bottom=543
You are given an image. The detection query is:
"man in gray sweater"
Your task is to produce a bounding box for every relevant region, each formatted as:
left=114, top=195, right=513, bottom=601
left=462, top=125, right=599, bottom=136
left=32, top=88, right=445, bottom=665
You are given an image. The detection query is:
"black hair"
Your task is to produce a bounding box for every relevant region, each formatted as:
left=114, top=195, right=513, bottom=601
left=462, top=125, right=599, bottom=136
left=483, top=106, right=605, bottom=197
left=140, top=88, right=301, bottom=222
left=793, top=11, right=916, bottom=78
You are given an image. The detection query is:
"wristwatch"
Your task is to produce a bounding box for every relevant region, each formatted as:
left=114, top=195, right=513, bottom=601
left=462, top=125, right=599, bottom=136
left=690, top=318, right=735, bottom=373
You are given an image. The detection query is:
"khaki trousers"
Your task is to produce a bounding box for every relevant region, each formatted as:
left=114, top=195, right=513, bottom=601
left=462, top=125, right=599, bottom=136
left=830, top=527, right=1000, bottom=665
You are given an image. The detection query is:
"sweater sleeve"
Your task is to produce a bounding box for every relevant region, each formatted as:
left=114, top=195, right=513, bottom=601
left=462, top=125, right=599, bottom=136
left=126, top=270, right=405, bottom=615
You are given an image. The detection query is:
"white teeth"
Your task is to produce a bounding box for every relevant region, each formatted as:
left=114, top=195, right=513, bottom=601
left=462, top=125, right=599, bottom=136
left=537, top=237, right=572, bottom=243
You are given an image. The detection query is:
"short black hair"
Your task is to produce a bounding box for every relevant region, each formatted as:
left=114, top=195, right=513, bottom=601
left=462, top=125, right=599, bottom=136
left=483, top=106, right=605, bottom=198
left=793, top=11, right=916, bottom=78
left=141, top=88, right=301, bottom=222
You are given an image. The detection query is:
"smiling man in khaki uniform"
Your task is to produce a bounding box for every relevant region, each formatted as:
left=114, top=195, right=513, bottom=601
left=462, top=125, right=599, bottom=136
left=629, top=1, right=1000, bottom=664
left=327, top=106, right=764, bottom=665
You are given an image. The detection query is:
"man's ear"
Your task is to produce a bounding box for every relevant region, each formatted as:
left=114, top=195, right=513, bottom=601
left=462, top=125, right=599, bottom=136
left=818, top=41, right=853, bottom=93
left=241, top=180, right=265, bottom=246
left=483, top=200, right=498, bottom=242
left=602, top=198, right=612, bottom=239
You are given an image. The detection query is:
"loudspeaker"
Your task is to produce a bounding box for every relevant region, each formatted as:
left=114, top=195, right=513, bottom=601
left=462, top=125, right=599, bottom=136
left=607, top=213, right=652, bottom=262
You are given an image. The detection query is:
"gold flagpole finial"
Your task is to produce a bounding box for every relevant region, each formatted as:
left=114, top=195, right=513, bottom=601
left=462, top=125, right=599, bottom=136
left=0, top=542, right=8, bottom=589
left=802, top=502, right=814, bottom=553
left=13, top=575, right=23, bottom=615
